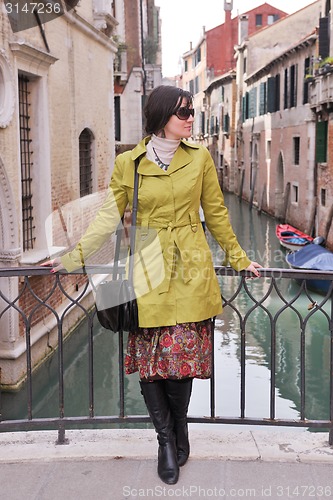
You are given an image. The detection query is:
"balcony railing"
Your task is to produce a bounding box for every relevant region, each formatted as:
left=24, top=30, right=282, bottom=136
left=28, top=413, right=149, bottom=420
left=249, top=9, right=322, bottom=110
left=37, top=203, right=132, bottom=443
left=308, top=70, right=333, bottom=109
left=0, top=266, right=333, bottom=446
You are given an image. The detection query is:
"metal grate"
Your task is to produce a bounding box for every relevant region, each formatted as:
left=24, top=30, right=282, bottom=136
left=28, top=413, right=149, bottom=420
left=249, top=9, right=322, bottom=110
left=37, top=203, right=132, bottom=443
left=19, top=74, right=35, bottom=251
left=79, top=129, right=93, bottom=197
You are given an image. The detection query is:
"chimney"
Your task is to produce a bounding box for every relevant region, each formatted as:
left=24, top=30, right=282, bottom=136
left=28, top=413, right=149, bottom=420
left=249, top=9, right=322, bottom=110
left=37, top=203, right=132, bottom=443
left=224, top=0, right=233, bottom=70
left=238, top=15, right=249, bottom=45
left=224, top=0, right=233, bottom=12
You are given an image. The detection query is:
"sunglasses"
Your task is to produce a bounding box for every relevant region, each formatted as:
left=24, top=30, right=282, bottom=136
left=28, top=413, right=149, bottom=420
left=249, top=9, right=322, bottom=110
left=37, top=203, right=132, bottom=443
left=174, top=107, right=195, bottom=120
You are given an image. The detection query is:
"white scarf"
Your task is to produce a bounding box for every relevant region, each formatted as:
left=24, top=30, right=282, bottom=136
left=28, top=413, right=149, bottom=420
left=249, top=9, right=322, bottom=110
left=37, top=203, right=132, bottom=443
left=146, top=134, right=180, bottom=171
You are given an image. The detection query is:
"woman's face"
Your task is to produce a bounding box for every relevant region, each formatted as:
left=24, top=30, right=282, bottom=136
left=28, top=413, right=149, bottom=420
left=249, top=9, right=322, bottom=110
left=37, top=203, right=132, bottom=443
left=162, top=98, right=194, bottom=140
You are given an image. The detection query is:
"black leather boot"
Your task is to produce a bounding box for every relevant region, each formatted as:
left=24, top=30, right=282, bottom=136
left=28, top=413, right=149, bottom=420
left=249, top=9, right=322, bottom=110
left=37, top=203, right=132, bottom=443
left=164, top=378, right=193, bottom=466
left=140, top=380, right=179, bottom=485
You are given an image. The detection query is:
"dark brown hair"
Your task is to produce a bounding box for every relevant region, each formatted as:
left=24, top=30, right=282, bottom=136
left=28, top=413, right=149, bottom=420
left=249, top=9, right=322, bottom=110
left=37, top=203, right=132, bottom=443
left=144, top=85, right=193, bottom=135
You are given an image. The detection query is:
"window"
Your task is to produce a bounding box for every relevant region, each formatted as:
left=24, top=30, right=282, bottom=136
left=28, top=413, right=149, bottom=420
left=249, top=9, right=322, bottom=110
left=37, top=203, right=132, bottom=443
left=195, top=47, right=201, bottom=66
left=303, top=57, right=311, bottom=104
left=267, top=14, right=279, bottom=25
left=267, top=77, right=276, bottom=113
left=189, top=79, right=194, bottom=94
left=316, top=121, right=328, bottom=163
left=293, top=137, right=300, bottom=165
left=184, top=60, right=188, bottom=72
left=292, top=184, right=299, bottom=204
left=19, top=74, right=35, bottom=251
left=256, top=14, right=262, bottom=27
left=243, top=57, right=247, bottom=74
left=321, top=188, right=326, bottom=206
left=79, top=128, right=94, bottom=197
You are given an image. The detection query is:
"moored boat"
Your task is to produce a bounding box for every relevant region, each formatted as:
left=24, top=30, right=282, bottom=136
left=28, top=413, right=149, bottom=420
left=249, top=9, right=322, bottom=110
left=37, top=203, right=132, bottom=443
left=276, top=223, right=313, bottom=251
left=286, top=243, right=333, bottom=295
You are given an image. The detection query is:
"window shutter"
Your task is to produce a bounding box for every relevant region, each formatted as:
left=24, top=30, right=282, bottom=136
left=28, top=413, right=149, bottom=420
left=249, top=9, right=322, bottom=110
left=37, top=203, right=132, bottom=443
left=290, top=65, right=297, bottom=107
left=259, top=82, right=266, bottom=115
left=284, top=69, right=288, bottom=109
left=115, top=96, right=121, bottom=141
left=319, top=17, right=330, bottom=59
left=267, top=77, right=276, bottom=113
left=224, top=113, right=230, bottom=134
left=275, top=74, right=280, bottom=111
left=303, top=57, right=310, bottom=104
left=243, top=92, right=249, bottom=120
left=316, top=121, right=328, bottom=163
left=201, top=111, right=205, bottom=134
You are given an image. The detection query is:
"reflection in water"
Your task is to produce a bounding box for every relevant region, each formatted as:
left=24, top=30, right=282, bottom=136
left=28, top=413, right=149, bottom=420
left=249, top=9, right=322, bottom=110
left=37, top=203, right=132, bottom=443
left=1, top=194, right=331, bottom=430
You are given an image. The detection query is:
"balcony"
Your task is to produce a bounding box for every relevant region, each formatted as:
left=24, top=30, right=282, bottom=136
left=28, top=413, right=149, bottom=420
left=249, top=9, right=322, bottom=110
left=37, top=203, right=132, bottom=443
left=308, top=66, right=333, bottom=111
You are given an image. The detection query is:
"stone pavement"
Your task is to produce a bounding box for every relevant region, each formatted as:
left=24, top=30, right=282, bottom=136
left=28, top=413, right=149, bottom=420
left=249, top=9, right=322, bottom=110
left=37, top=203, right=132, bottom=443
left=0, top=428, right=333, bottom=499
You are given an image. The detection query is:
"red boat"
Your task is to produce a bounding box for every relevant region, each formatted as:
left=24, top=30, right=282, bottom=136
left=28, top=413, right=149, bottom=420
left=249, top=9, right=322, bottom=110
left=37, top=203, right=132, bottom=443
left=276, top=224, right=313, bottom=251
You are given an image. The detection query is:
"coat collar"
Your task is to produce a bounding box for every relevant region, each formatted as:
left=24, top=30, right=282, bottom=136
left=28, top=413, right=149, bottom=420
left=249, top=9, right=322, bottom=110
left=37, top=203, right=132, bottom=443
left=131, top=136, right=199, bottom=176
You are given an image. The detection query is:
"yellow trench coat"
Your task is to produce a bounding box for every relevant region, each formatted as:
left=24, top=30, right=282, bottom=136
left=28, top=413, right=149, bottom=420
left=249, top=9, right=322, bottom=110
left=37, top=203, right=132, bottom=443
left=61, top=137, right=251, bottom=327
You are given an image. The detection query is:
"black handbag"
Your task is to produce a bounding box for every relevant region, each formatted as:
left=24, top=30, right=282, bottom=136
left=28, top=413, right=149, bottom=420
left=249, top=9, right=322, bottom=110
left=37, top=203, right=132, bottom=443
left=94, top=158, right=140, bottom=332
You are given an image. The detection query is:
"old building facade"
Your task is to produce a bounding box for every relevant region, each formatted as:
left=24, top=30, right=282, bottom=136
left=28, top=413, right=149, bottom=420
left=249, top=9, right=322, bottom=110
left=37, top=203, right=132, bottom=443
left=113, top=0, right=162, bottom=152
left=308, top=0, right=333, bottom=245
left=235, top=0, right=322, bottom=228
left=0, top=0, right=161, bottom=388
left=0, top=1, right=119, bottom=387
left=181, top=1, right=286, bottom=188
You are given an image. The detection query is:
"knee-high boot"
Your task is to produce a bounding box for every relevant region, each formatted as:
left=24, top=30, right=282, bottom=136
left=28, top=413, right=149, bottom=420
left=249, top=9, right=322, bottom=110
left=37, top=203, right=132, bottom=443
left=140, top=380, right=179, bottom=485
left=164, top=378, right=193, bottom=466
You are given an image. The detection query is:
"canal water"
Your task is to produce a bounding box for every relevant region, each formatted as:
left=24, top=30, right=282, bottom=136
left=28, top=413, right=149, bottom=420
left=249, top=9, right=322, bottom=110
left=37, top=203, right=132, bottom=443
left=1, top=194, right=332, bottom=430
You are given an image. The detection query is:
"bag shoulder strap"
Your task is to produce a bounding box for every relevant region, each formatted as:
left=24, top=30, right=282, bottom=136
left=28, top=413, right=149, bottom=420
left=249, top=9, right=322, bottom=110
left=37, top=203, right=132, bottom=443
left=128, top=157, right=140, bottom=283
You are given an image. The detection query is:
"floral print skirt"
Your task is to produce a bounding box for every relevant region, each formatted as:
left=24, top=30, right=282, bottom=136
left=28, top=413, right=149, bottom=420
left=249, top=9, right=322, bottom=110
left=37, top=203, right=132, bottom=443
left=125, top=319, right=213, bottom=380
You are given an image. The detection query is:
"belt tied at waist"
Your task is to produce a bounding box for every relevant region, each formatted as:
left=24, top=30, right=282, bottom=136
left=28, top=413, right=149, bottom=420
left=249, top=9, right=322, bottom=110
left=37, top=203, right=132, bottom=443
left=136, top=211, right=200, bottom=293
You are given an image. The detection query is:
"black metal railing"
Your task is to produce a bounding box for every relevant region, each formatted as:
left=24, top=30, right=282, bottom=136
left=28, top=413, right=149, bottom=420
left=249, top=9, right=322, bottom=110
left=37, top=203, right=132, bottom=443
left=0, top=266, right=333, bottom=445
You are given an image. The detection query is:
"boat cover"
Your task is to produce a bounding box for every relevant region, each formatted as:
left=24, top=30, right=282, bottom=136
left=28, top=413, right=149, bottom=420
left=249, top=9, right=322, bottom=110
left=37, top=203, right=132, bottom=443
left=286, top=244, right=333, bottom=271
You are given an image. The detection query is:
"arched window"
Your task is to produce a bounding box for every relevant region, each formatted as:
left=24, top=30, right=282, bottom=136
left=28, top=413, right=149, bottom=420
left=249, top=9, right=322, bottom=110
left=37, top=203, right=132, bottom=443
left=79, top=128, right=94, bottom=197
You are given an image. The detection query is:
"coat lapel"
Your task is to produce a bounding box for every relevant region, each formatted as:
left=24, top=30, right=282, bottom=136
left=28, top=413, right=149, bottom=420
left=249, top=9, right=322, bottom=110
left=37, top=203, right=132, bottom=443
left=167, top=145, right=193, bottom=175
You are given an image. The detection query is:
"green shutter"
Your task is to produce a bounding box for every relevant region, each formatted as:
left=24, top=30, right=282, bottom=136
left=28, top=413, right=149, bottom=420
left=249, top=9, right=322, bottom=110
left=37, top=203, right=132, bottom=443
left=259, top=82, right=266, bottom=115
left=316, top=121, right=328, bottom=163
left=319, top=17, right=330, bottom=59
left=267, top=77, right=276, bottom=113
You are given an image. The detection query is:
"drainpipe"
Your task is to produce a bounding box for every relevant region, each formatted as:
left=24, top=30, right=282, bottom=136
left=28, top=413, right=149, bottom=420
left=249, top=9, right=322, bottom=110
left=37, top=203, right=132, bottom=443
left=140, top=0, right=146, bottom=98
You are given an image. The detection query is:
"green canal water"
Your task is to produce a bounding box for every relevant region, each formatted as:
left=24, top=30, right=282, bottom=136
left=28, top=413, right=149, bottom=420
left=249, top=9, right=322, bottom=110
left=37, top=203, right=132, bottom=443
left=1, top=194, right=332, bottom=430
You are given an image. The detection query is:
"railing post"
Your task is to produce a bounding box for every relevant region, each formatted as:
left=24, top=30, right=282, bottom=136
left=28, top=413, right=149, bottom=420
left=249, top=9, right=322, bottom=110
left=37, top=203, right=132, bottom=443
left=329, top=286, right=333, bottom=446
left=56, top=421, right=69, bottom=445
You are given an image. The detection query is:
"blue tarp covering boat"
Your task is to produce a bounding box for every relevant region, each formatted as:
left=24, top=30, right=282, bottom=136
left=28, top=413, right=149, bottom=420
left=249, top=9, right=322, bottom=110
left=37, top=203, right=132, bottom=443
left=286, top=244, right=333, bottom=294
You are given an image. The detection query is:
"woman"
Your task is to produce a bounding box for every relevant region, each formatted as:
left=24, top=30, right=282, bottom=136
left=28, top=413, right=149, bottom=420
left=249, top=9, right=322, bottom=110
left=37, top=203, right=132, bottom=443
left=45, top=85, right=261, bottom=485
